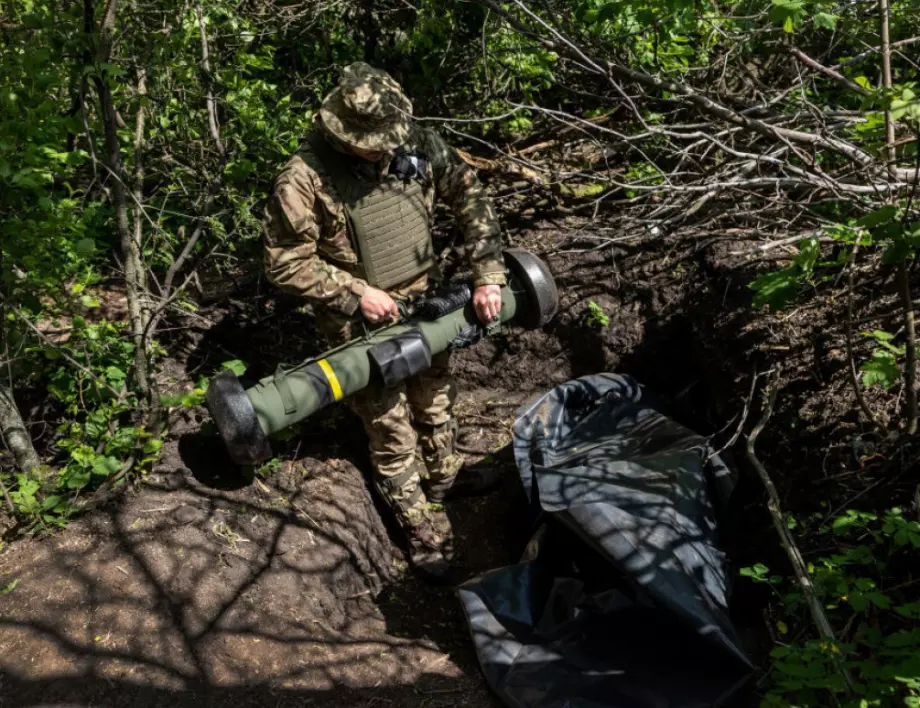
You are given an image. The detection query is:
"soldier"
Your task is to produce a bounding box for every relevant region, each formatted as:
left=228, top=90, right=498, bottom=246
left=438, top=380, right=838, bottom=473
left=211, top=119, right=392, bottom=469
left=261, top=63, right=506, bottom=578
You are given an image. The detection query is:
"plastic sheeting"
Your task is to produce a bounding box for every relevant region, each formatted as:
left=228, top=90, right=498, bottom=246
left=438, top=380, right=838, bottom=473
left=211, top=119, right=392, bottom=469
left=458, top=374, right=753, bottom=708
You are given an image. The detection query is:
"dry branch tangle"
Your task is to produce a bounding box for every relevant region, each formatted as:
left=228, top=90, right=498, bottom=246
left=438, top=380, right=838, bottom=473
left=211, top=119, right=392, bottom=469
left=477, top=0, right=918, bottom=245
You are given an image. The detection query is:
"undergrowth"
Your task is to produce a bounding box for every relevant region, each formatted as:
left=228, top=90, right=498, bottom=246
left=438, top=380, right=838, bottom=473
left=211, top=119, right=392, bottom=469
left=746, top=508, right=920, bottom=707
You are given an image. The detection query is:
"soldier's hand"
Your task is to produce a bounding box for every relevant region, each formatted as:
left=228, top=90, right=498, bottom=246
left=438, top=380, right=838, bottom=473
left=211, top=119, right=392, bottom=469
left=360, top=287, right=400, bottom=324
left=473, top=284, right=502, bottom=324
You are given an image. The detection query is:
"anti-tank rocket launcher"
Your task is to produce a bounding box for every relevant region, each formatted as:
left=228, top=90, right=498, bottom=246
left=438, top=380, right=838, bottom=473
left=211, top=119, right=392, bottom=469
left=206, top=248, right=558, bottom=465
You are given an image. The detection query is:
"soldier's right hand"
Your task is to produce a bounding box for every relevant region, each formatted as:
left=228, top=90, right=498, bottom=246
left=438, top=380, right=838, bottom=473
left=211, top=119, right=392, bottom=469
left=360, top=287, right=400, bottom=323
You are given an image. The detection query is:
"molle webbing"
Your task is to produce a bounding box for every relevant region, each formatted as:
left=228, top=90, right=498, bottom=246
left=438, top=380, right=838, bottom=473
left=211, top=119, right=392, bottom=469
left=301, top=133, right=435, bottom=290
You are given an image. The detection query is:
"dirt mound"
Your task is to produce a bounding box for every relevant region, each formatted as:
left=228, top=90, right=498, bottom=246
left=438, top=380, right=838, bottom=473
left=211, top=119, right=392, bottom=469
left=0, top=442, right=503, bottom=706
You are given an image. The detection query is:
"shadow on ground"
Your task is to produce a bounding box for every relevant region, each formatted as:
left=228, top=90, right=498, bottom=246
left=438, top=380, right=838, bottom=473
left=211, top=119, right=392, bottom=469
left=0, top=433, right=502, bottom=707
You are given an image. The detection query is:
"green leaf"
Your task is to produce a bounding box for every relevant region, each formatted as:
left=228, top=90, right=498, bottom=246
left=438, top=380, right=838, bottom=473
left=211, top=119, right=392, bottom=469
left=855, top=205, right=898, bottom=229
left=75, top=238, right=95, bottom=255
left=792, top=237, right=820, bottom=271
left=813, top=12, right=838, bottom=30
left=105, top=366, right=126, bottom=384
left=741, top=563, right=769, bottom=579
left=867, top=592, right=892, bottom=609
left=862, top=330, right=905, bottom=356
left=883, top=239, right=911, bottom=265
left=750, top=268, right=801, bottom=310
left=775, top=660, right=824, bottom=678
left=221, top=359, right=248, bottom=376
left=895, top=602, right=920, bottom=619
left=596, top=1, right=620, bottom=23
left=99, top=62, right=126, bottom=78
left=783, top=15, right=794, bottom=33
left=65, top=467, right=91, bottom=490
left=92, top=455, right=122, bottom=478
left=40, top=495, right=62, bottom=510
left=585, top=301, right=611, bottom=327
left=80, top=295, right=100, bottom=308
left=861, top=351, right=900, bottom=390
left=142, top=438, right=163, bottom=454
left=833, top=513, right=861, bottom=533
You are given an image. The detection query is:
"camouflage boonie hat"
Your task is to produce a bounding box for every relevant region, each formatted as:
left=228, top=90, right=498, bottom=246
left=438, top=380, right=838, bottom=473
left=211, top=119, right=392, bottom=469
left=319, top=63, right=413, bottom=153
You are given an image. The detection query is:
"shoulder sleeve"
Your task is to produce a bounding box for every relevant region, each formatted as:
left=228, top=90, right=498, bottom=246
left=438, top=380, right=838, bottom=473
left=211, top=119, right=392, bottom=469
left=262, top=157, right=366, bottom=314
left=420, top=129, right=506, bottom=287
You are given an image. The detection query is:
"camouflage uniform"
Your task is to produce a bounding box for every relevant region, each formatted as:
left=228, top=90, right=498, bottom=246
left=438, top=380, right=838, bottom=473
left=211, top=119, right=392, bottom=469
left=261, top=65, right=505, bottom=531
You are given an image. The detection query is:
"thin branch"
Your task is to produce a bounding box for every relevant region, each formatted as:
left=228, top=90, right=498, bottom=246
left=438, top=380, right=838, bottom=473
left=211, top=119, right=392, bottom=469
left=845, top=241, right=886, bottom=433
left=834, top=36, right=920, bottom=69
left=745, top=371, right=852, bottom=693
left=708, top=369, right=760, bottom=460
left=788, top=46, right=871, bottom=97
left=196, top=1, right=225, bottom=157
left=879, top=0, right=897, bottom=180
left=0, top=296, right=122, bottom=399
left=898, top=264, right=917, bottom=435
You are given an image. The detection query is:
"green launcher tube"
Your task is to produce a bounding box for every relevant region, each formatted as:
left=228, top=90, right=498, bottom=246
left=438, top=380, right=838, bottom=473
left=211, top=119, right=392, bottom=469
left=206, top=249, right=558, bottom=465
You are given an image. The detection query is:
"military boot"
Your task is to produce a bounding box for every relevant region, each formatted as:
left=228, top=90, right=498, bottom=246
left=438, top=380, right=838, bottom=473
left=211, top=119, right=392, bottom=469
left=405, top=510, right=454, bottom=581
left=424, top=464, right=504, bottom=503
left=375, top=461, right=454, bottom=580
left=418, top=419, right=502, bottom=502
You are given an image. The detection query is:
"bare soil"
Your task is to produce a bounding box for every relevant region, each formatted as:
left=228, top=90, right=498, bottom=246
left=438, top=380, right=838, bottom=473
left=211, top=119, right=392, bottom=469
left=3, top=214, right=916, bottom=706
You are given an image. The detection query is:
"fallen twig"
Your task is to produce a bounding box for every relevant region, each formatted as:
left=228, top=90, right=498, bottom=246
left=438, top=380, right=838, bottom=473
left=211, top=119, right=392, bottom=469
left=728, top=232, right=825, bottom=256
left=708, top=369, right=762, bottom=460
left=745, top=370, right=853, bottom=693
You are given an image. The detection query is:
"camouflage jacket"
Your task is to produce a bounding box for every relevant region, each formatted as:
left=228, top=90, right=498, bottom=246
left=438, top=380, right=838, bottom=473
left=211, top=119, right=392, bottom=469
left=262, top=125, right=506, bottom=316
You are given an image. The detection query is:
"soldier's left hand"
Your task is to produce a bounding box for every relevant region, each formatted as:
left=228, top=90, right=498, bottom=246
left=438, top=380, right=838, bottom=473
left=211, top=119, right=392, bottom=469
left=473, top=284, right=502, bottom=324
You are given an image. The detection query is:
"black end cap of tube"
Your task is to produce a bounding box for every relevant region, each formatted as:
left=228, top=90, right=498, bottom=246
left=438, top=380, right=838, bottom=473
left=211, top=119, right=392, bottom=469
left=504, top=248, right=559, bottom=329
left=205, top=369, right=272, bottom=466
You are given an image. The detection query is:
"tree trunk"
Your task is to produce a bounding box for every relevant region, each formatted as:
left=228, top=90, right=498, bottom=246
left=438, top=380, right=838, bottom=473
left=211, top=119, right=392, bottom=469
left=0, top=384, right=40, bottom=476
left=88, top=0, right=153, bottom=400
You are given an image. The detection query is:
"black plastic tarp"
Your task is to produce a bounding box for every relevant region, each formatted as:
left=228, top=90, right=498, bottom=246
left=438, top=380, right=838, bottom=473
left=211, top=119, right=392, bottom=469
left=458, top=374, right=754, bottom=708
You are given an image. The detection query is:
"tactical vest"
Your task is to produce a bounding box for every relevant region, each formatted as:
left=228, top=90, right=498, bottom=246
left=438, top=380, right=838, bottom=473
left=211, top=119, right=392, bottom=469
left=300, top=132, right=435, bottom=291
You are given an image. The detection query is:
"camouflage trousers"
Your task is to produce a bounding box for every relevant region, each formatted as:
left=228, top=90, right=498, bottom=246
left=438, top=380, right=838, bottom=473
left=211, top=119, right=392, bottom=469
left=317, top=307, right=464, bottom=529
left=349, top=351, right=464, bottom=528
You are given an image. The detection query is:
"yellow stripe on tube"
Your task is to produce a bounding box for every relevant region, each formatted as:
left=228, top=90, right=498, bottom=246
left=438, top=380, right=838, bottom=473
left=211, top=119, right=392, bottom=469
left=317, top=359, right=343, bottom=401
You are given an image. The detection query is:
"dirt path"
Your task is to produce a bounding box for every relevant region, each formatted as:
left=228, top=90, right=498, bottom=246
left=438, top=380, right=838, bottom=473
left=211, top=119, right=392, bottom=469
left=0, top=388, right=534, bottom=707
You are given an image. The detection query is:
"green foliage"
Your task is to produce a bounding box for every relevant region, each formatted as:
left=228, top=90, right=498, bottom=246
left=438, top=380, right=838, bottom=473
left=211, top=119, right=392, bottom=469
left=750, top=237, right=821, bottom=310
left=770, top=0, right=807, bottom=34
left=256, top=458, right=283, bottom=478
left=161, top=361, right=245, bottom=409
left=860, top=331, right=907, bottom=391
left=748, top=509, right=920, bottom=707
left=623, top=161, right=664, bottom=199
left=1, top=315, right=167, bottom=524
left=585, top=301, right=611, bottom=328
